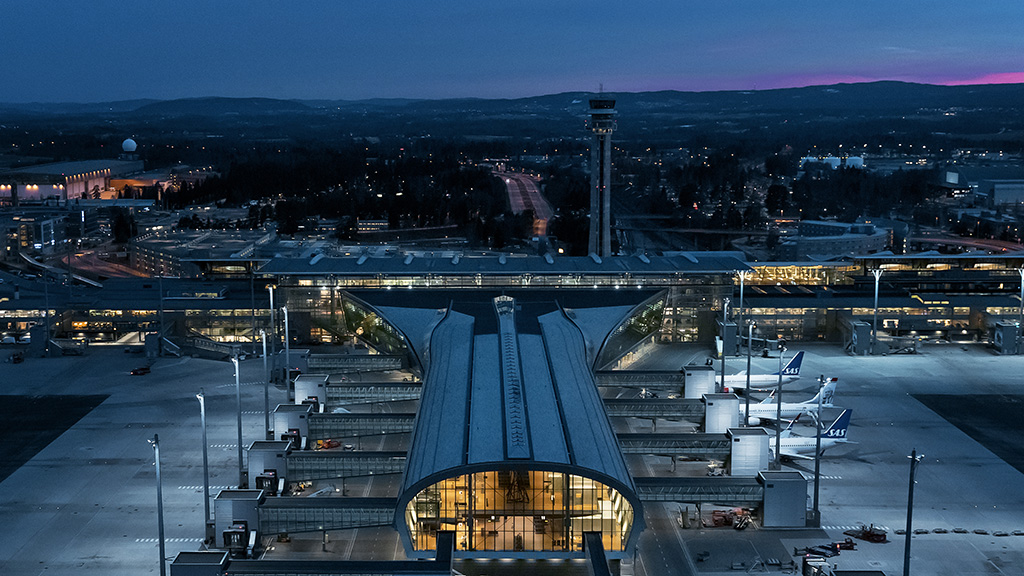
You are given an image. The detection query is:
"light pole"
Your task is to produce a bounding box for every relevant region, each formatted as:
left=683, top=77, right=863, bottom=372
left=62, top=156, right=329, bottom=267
left=720, top=298, right=729, bottom=392
left=904, top=449, right=924, bottom=576
left=744, top=320, right=755, bottom=426
left=1017, top=267, right=1024, bottom=353
left=774, top=340, right=786, bottom=469
left=148, top=434, right=166, bottom=576
left=283, top=305, right=291, bottom=381
left=811, top=374, right=825, bottom=527
left=737, top=270, right=748, bottom=332
left=267, top=285, right=276, bottom=381
left=872, top=268, right=883, bottom=354
left=196, top=389, right=212, bottom=541
left=231, top=356, right=244, bottom=488
left=261, top=329, right=269, bottom=438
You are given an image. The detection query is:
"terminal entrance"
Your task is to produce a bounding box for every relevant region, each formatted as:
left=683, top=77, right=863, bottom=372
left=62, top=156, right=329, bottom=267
left=404, top=470, right=634, bottom=555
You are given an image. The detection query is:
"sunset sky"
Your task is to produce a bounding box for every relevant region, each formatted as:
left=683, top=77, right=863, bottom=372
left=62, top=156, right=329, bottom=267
left=3, top=1, right=1022, bottom=102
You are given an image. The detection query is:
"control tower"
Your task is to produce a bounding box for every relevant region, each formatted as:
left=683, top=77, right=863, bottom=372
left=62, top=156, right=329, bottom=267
left=588, top=98, right=616, bottom=257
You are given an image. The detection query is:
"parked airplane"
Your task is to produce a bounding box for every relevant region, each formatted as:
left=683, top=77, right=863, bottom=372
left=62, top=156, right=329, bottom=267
left=768, top=409, right=852, bottom=461
left=742, top=378, right=838, bottom=425
left=722, top=351, right=805, bottom=391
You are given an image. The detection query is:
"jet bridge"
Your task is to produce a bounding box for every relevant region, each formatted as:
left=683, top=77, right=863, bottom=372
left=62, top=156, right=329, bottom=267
left=633, top=477, right=765, bottom=505
left=603, top=398, right=704, bottom=419
left=286, top=451, right=407, bottom=482
left=309, top=413, right=416, bottom=438
left=257, top=497, right=396, bottom=535
left=617, top=433, right=730, bottom=459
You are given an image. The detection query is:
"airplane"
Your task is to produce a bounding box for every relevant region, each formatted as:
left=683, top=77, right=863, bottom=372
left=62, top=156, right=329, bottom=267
left=742, top=378, right=838, bottom=425
left=768, top=409, right=852, bottom=461
left=721, top=351, right=805, bottom=392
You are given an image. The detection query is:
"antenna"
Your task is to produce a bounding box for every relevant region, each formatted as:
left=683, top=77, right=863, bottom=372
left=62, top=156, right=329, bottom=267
left=599, top=83, right=603, bottom=94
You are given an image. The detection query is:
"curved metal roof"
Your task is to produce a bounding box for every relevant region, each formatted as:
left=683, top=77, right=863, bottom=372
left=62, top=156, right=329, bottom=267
left=393, top=293, right=644, bottom=552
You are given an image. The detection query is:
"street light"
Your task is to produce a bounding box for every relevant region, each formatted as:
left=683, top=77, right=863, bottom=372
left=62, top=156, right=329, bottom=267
left=872, top=268, right=883, bottom=354
left=148, top=434, right=166, bottom=576
left=720, top=298, right=729, bottom=392
left=1017, top=267, right=1024, bottom=354
left=196, top=389, right=212, bottom=542
left=904, top=449, right=924, bottom=576
left=283, top=305, right=291, bottom=381
left=811, top=374, right=825, bottom=527
left=774, top=340, right=786, bottom=469
left=267, top=285, right=277, bottom=379
left=261, top=329, right=269, bottom=438
left=737, top=270, right=749, bottom=331
left=231, top=356, right=244, bottom=488
left=744, top=320, right=755, bottom=426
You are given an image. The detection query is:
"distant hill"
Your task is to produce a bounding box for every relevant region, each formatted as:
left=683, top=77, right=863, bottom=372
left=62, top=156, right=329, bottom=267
left=131, top=97, right=312, bottom=116
left=4, top=82, right=1024, bottom=118
left=0, top=99, right=160, bottom=115
left=387, top=81, right=1024, bottom=115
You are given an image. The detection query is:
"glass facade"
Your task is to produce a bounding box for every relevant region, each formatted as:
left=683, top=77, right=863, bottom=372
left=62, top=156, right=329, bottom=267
left=404, top=470, right=634, bottom=555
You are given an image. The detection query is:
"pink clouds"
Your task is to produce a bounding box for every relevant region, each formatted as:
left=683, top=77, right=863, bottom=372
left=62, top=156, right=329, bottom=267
left=944, top=72, right=1024, bottom=85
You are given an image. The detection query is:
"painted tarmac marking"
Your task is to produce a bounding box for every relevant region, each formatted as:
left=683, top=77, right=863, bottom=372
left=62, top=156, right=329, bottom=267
left=217, top=381, right=264, bottom=388
left=136, top=537, right=204, bottom=543
left=177, top=485, right=233, bottom=491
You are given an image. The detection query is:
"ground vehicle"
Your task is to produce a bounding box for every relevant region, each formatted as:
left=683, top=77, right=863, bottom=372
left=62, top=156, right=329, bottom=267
left=130, top=366, right=151, bottom=375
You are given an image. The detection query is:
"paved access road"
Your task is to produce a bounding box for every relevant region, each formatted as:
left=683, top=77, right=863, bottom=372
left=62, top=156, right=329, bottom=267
left=501, top=172, right=552, bottom=236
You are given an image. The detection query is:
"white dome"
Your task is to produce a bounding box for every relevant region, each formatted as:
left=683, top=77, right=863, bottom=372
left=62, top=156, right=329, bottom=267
left=122, top=138, right=138, bottom=153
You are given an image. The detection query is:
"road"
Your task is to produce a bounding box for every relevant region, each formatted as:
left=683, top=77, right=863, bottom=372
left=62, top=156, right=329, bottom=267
left=500, top=172, right=552, bottom=236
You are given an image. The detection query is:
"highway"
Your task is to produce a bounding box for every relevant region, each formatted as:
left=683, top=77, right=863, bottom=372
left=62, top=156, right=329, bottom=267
left=500, top=172, right=552, bottom=236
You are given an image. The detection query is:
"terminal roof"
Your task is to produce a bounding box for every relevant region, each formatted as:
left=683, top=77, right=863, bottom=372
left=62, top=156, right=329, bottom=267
left=259, top=252, right=748, bottom=276
left=394, top=292, right=643, bottom=503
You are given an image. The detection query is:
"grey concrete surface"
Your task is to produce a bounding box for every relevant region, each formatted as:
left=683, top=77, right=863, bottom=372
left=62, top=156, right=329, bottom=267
left=0, top=347, right=282, bottom=576
left=630, top=341, right=1024, bottom=576
left=3, top=341, right=1024, bottom=576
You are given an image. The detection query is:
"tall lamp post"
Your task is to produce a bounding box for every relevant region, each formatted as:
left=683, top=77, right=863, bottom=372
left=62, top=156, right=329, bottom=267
left=283, top=305, right=291, bottom=381
left=744, top=320, right=755, bottom=426
left=196, top=389, right=213, bottom=541
left=267, top=285, right=277, bottom=379
left=261, top=329, right=269, bottom=438
left=1017, top=267, right=1024, bottom=354
left=720, top=298, right=729, bottom=392
left=737, top=270, right=749, bottom=333
left=148, top=434, right=166, bottom=576
left=811, top=374, right=825, bottom=527
left=904, top=449, right=924, bottom=576
left=231, top=356, right=244, bottom=488
left=774, top=340, right=786, bottom=469
left=871, top=268, right=883, bottom=354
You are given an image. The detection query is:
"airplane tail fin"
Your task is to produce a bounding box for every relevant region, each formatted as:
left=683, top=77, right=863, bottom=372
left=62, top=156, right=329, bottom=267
left=780, top=413, right=801, bottom=438
left=821, top=409, right=851, bottom=440
left=806, top=378, right=838, bottom=407
left=774, top=351, right=805, bottom=377
left=759, top=390, right=776, bottom=404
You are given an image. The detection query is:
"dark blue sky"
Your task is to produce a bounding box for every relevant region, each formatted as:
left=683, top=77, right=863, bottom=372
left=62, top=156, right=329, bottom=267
left=4, top=1, right=1022, bottom=102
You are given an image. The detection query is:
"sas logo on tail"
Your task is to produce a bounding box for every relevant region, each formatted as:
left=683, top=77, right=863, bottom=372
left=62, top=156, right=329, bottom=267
left=825, top=428, right=847, bottom=438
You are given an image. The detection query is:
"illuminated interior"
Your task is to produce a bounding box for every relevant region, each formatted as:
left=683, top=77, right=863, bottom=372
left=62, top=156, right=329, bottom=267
left=404, top=470, right=634, bottom=555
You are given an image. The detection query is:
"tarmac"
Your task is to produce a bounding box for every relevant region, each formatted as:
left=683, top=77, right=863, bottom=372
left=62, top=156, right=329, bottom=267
left=1, top=340, right=1023, bottom=575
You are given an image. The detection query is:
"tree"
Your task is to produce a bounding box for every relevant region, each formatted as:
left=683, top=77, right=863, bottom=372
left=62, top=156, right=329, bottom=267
left=765, top=183, right=789, bottom=215
left=111, top=208, right=136, bottom=244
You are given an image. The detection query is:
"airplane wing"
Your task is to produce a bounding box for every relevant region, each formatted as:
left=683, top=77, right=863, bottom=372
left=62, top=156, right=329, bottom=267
left=781, top=452, right=815, bottom=461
